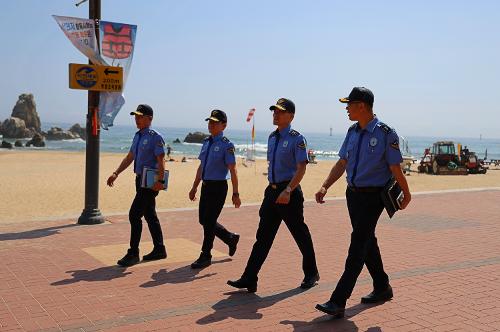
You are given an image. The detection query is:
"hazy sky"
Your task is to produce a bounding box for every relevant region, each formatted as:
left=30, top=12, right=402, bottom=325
left=1, top=0, right=499, bottom=138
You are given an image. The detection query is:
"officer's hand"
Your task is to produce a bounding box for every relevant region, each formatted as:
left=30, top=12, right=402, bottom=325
left=400, top=192, right=411, bottom=210
left=189, top=187, right=197, bottom=201
left=152, top=182, right=164, bottom=192
left=276, top=191, right=290, bottom=204
left=107, top=173, right=117, bottom=187
left=315, top=187, right=327, bottom=204
left=232, top=194, right=241, bottom=208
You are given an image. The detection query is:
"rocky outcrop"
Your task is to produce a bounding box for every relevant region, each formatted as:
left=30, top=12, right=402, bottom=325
left=1, top=117, right=35, bottom=138
left=184, top=131, right=209, bottom=144
left=46, top=127, right=79, bottom=140
left=173, top=138, right=181, bottom=143
left=69, top=123, right=86, bottom=140
left=1, top=141, right=13, bottom=149
left=26, top=133, right=45, bottom=147
left=11, top=93, right=41, bottom=133
left=14, top=140, right=23, bottom=147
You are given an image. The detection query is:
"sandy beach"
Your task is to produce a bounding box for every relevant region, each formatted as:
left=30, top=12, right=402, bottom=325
left=1, top=150, right=499, bottom=223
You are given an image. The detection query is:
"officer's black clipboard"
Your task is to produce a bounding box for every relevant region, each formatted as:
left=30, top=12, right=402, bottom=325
left=380, top=178, right=402, bottom=218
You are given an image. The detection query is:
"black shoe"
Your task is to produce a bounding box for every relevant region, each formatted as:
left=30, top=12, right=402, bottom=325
left=191, top=253, right=212, bottom=269
left=117, top=249, right=140, bottom=267
left=300, top=273, right=320, bottom=289
left=227, top=278, right=257, bottom=293
left=361, top=285, right=393, bottom=304
left=228, top=234, right=240, bottom=257
left=315, top=301, right=345, bottom=318
left=143, top=245, right=167, bottom=261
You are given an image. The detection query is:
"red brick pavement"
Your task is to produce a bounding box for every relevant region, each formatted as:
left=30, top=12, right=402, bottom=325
left=1, top=189, right=499, bottom=331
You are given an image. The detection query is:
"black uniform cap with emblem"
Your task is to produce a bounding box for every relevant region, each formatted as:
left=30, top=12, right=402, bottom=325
left=339, top=87, right=374, bottom=107
left=205, top=109, right=227, bottom=123
left=269, top=98, right=295, bottom=114
left=130, top=104, right=154, bottom=117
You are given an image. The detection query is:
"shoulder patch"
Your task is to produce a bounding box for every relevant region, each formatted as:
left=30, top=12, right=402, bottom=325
left=390, top=139, right=400, bottom=150
left=289, top=129, right=300, bottom=137
left=298, top=141, right=307, bottom=150
left=222, top=136, right=230, bottom=143
left=377, top=122, right=392, bottom=134
left=227, top=146, right=235, bottom=154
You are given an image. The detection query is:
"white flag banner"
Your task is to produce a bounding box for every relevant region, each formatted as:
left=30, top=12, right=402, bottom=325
left=52, top=15, right=108, bottom=66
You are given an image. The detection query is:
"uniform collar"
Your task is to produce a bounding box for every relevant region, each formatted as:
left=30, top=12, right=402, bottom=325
left=356, top=117, right=378, bottom=133
left=137, top=126, right=151, bottom=135
left=277, top=125, right=291, bottom=137
left=211, top=132, right=224, bottom=142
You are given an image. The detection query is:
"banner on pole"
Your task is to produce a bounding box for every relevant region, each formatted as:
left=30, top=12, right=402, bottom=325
left=54, top=15, right=137, bottom=130
left=53, top=15, right=108, bottom=66
left=98, top=21, right=137, bottom=130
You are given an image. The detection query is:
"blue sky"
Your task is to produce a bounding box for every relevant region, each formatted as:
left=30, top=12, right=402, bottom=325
left=1, top=0, right=499, bottom=138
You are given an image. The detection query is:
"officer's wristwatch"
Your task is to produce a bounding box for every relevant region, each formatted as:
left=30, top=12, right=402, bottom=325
left=285, top=186, right=292, bottom=194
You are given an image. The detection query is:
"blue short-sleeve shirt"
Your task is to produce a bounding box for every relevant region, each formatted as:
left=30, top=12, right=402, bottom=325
left=267, top=125, right=309, bottom=183
left=129, top=127, right=165, bottom=174
left=198, top=132, right=236, bottom=181
left=339, top=117, right=403, bottom=187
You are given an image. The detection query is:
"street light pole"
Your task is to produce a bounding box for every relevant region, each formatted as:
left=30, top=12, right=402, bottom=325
left=78, top=0, right=104, bottom=225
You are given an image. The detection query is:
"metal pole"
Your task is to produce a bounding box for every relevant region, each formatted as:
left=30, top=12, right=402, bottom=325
left=78, top=0, right=104, bottom=224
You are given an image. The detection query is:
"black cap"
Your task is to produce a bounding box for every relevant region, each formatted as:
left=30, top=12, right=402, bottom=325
left=339, top=87, right=374, bottom=107
left=130, top=104, right=154, bottom=117
left=269, top=98, right=295, bottom=114
left=205, top=109, right=227, bottom=123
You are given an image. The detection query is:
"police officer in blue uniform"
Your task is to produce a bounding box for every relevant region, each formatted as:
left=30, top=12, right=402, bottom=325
left=227, top=98, right=319, bottom=293
left=189, top=110, right=241, bottom=269
left=107, top=104, right=167, bottom=267
left=315, top=87, right=412, bottom=318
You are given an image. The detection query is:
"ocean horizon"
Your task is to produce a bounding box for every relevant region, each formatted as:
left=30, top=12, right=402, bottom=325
left=2, top=122, right=499, bottom=161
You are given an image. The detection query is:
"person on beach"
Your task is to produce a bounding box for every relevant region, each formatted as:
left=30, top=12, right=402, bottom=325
left=107, top=104, right=167, bottom=267
left=188, top=110, right=241, bottom=269
left=314, top=87, right=411, bottom=318
left=227, top=98, right=319, bottom=293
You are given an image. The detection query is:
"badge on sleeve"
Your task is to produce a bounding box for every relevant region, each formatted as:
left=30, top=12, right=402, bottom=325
left=227, top=147, right=235, bottom=154
left=298, top=141, right=307, bottom=149
left=370, top=137, right=378, bottom=147
left=390, top=139, right=400, bottom=150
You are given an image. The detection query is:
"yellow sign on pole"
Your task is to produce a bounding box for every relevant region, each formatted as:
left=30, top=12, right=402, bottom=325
left=69, top=63, right=123, bottom=92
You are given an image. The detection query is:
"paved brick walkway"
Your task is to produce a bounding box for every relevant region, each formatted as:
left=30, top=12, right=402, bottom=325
left=1, top=189, right=500, bottom=331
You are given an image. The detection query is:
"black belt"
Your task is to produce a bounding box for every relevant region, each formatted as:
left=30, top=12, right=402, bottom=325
left=202, top=179, right=227, bottom=184
left=348, top=186, right=383, bottom=193
left=269, top=181, right=290, bottom=189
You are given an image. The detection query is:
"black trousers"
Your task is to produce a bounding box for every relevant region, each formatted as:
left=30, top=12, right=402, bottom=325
left=242, top=184, right=318, bottom=282
left=199, top=180, right=233, bottom=255
left=330, top=188, right=390, bottom=306
left=129, top=176, right=164, bottom=252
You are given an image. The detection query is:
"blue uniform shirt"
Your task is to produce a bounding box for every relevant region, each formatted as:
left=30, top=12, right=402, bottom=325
left=338, top=117, right=403, bottom=187
left=198, top=132, right=236, bottom=181
left=129, top=127, right=166, bottom=174
left=267, top=125, right=309, bottom=183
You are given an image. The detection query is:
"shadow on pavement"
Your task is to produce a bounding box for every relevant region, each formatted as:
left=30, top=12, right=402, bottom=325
left=51, top=266, right=132, bottom=285
left=197, top=287, right=306, bottom=324
left=280, top=302, right=384, bottom=331
left=0, top=224, right=80, bottom=241
left=140, top=258, right=232, bottom=287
